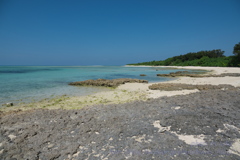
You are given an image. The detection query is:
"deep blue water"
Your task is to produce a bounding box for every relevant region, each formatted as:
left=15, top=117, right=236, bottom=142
left=0, top=66, right=194, bottom=105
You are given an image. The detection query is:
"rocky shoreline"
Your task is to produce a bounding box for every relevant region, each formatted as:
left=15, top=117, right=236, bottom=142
left=1, top=66, right=240, bottom=159
left=0, top=89, right=240, bottom=159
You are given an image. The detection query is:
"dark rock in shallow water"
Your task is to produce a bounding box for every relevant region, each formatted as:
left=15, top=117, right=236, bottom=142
left=220, top=73, right=240, bottom=77
left=69, top=78, right=148, bottom=88
left=171, top=71, right=190, bottom=74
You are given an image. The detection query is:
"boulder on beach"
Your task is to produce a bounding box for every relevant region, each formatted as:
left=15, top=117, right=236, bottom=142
left=69, top=78, right=148, bottom=88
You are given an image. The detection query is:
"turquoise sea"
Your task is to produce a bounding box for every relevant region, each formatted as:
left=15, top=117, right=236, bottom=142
left=0, top=66, right=194, bottom=105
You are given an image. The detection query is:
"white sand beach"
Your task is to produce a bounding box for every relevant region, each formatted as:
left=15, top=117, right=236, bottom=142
left=119, top=66, right=240, bottom=99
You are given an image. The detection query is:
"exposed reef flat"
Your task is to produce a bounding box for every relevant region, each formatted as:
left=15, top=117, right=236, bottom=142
left=157, top=71, right=240, bottom=77
left=149, top=83, right=239, bottom=91
left=69, top=78, right=148, bottom=88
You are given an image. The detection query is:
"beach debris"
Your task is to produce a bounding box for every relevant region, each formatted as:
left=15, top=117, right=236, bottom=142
left=174, top=106, right=181, bottom=110
left=69, top=78, right=148, bottom=88
left=2, top=102, right=14, bottom=107
left=140, top=74, right=146, bottom=76
left=48, top=143, right=55, bottom=148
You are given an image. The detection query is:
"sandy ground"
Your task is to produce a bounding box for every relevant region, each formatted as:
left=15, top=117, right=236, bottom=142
left=119, top=66, right=240, bottom=99
left=158, top=66, right=240, bottom=87
left=160, top=66, right=240, bottom=75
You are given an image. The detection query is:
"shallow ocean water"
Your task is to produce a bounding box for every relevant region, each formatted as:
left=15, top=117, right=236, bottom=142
left=0, top=66, right=197, bottom=105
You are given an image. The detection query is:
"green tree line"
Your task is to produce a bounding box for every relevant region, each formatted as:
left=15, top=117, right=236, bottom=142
left=128, top=43, right=240, bottom=67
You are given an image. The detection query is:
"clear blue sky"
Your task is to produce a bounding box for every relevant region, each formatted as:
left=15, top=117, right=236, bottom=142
left=1, top=0, right=240, bottom=65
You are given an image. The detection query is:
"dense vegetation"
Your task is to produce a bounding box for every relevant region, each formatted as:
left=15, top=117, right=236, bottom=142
left=129, top=43, right=240, bottom=67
